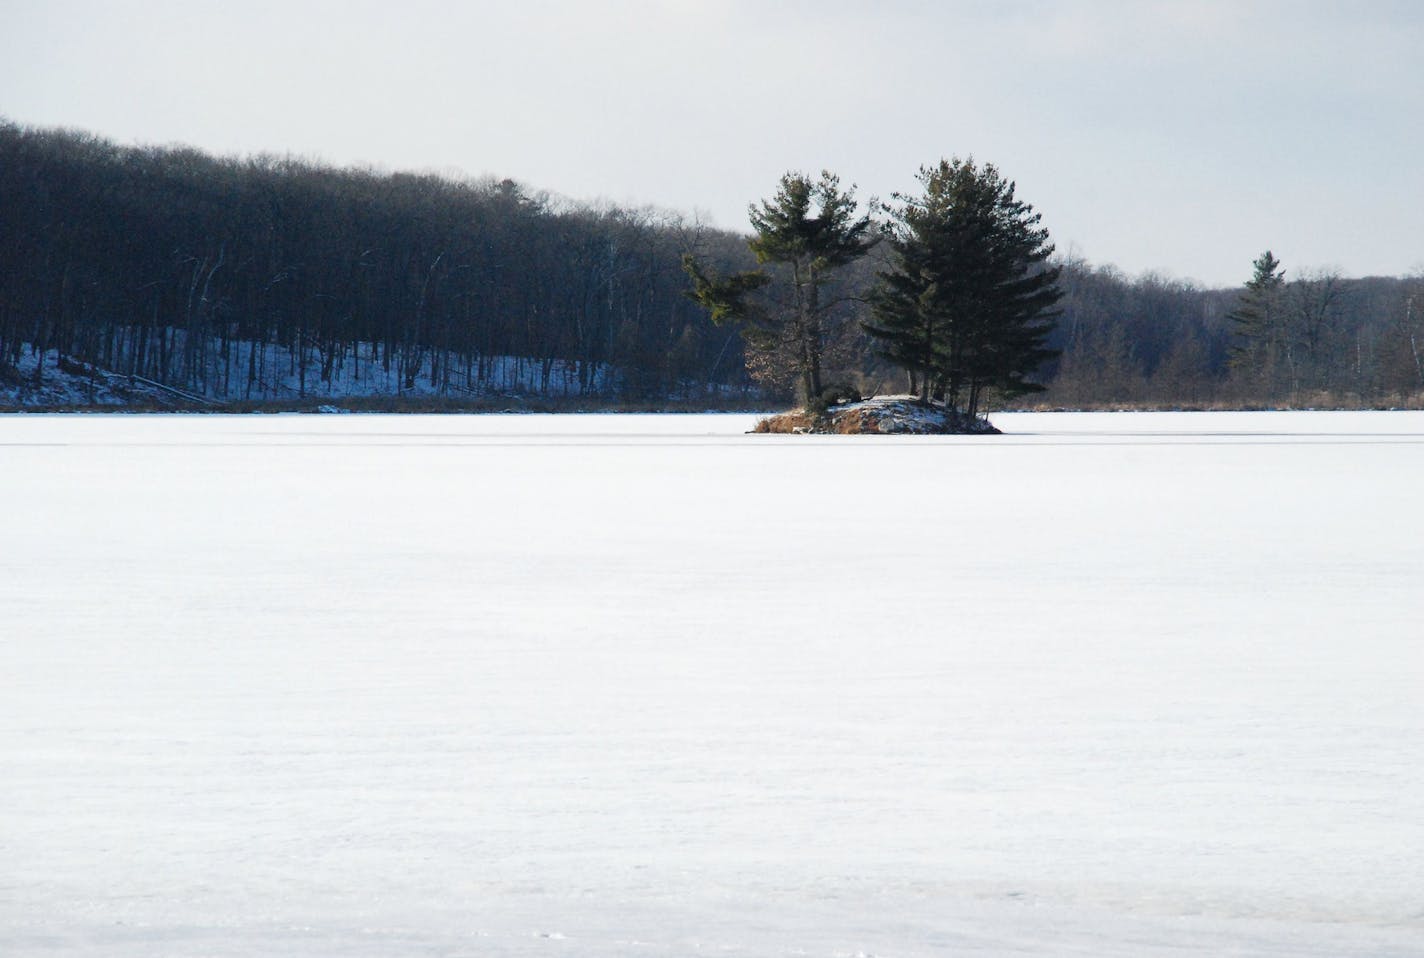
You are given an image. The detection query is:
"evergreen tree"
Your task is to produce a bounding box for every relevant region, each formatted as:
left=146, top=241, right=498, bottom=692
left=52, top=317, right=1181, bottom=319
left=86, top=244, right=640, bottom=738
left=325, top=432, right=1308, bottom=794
left=865, top=158, right=1060, bottom=416
left=862, top=210, right=944, bottom=402
left=1227, top=250, right=1287, bottom=382
left=684, top=171, right=872, bottom=402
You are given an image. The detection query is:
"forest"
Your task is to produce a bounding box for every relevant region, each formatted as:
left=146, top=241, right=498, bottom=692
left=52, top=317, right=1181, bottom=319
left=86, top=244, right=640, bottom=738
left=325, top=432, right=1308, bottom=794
left=0, top=120, right=755, bottom=406
left=3, top=118, right=1422, bottom=409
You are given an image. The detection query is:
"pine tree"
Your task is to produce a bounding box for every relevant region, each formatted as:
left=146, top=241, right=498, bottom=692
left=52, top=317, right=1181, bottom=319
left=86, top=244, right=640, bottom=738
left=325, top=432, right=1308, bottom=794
left=865, top=158, right=1060, bottom=417
left=1227, top=250, right=1286, bottom=384
left=684, top=171, right=872, bottom=402
left=863, top=258, right=942, bottom=402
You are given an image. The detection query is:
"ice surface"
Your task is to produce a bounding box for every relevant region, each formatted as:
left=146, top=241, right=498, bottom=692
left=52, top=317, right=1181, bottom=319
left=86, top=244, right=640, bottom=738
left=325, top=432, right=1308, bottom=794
left=2, top=411, right=1422, bottom=957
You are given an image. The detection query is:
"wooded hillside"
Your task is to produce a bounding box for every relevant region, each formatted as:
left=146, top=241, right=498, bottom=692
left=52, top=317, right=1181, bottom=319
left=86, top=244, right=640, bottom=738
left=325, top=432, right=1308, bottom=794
left=0, top=121, right=756, bottom=404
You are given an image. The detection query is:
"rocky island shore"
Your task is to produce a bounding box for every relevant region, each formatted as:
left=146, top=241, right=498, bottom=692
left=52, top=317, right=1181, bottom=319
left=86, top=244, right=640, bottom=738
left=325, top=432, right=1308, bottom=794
left=753, top=395, right=1001, bottom=435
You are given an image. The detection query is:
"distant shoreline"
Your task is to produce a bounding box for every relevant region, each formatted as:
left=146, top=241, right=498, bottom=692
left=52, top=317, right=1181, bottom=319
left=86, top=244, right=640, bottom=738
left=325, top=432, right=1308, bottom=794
left=6, top=398, right=1423, bottom=415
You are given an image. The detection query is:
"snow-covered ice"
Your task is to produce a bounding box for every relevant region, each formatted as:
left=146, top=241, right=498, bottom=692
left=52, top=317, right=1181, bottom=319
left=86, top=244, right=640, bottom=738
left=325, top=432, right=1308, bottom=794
left=2, top=411, right=1422, bottom=957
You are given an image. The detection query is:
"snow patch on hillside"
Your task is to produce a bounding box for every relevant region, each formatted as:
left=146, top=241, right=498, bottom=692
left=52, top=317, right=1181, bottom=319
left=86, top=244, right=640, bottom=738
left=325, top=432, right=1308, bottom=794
left=1, top=341, right=619, bottom=408
left=0, top=349, right=193, bottom=408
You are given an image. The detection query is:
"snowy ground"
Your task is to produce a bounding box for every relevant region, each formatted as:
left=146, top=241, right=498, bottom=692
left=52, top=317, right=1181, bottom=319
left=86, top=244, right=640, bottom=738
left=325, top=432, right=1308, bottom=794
left=2, top=411, right=1422, bottom=957
left=1, top=343, right=616, bottom=406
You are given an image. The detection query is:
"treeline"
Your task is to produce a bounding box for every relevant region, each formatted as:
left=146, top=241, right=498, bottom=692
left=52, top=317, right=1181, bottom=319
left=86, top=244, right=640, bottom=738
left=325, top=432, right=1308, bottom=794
left=1038, top=259, right=1424, bottom=408
left=3, top=119, right=1421, bottom=409
left=0, top=120, right=756, bottom=402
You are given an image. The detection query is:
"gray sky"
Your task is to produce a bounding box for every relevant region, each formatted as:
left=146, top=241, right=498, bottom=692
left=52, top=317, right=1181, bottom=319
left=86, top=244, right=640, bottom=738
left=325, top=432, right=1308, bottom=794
left=2, top=0, right=1420, bottom=287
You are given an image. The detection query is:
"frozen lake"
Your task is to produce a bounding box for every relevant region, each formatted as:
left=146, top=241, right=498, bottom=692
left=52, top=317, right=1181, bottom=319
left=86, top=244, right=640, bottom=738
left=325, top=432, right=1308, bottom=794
left=2, top=411, right=1422, bottom=957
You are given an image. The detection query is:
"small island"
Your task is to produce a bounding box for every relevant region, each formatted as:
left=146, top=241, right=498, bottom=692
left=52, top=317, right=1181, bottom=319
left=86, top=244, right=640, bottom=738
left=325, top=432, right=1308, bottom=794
left=685, top=162, right=1059, bottom=437
left=754, top=395, right=1001, bottom=435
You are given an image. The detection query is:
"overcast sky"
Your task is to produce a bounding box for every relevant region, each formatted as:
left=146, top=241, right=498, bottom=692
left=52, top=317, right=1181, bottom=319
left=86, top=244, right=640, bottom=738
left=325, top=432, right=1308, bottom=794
left=2, top=0, right=1420, bottom=286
